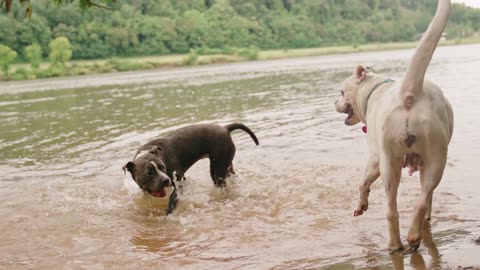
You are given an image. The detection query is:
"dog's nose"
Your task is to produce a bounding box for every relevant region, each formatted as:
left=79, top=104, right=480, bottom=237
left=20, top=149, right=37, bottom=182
left=163, top=178, right=171, bottom=186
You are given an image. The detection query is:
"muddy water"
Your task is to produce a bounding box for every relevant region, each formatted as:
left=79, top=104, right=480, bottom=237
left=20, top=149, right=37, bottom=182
left=1, top=44, right=480, bottom=270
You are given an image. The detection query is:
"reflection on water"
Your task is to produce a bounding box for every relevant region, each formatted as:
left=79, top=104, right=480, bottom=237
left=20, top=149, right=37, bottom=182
left=1, top=44, right=480, bottom=269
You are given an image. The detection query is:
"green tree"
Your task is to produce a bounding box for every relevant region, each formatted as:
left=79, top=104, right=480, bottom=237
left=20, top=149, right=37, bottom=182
left=3, top=0, right=116, bottom=13
left=0, top=44, right=17, bottom=76
left=105, top=27, right=138, bottom=55
left=3, top=0, right=480, bottom=60
left=0, top=17, right=18, bottom=49
left=141, top=0, right=178, bottom=17
left=24, top=43, right=42, bottom=69
left=178, top=10, right=211, bottom=49
left=16, top=15, right=52, bottom=55
left=135, top=16, right=176, bottom=55
left=48, top=36, right=72, bottom=66
left=205, top=0, right=243, bottom=48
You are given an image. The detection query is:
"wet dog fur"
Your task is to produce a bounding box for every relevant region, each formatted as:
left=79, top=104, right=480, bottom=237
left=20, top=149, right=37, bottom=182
left=123, top=123, right=259, bottom=213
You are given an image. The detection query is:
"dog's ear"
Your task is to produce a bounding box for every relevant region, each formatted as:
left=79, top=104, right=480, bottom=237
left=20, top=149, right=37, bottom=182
left=124, top=161, right=135, bottom=176
left=354, top=65, right=368, bottom=83
left=150, top=146, right=162, bottom=155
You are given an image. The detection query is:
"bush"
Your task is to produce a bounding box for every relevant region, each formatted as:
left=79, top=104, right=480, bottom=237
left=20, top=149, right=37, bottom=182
left=236, top=46, right=259, bottom=60
left=69, top=65, right=92, bottom=76
left=35, top=65, right=65, bottom=78
left=49, top=36, right=72, bottom=67
left=106, top=57, right=121, bottom=67
left=0, top=44, right=17, bottom=76
left=115, top=61, right=151, bottom=71
left=24, top=44, right=42, bottom=69
left=91, top=63, right=114, bottom=73
left=222, top=46, right=237, bottom=55
left=183, top=50, right=198, bottom=66
left=12, top=68, right=29, bottom=80
left=195, top=46, right=223, bottom=55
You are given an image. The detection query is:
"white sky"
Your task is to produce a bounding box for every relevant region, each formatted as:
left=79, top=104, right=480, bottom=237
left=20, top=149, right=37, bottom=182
left=452, top=0, right=480, bottom=8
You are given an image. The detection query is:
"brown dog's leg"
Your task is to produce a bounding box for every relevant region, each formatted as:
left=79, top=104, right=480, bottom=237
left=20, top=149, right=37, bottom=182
left=228, top=163, right=236, bottom=175
left=210, top=161, right=229, bottom=187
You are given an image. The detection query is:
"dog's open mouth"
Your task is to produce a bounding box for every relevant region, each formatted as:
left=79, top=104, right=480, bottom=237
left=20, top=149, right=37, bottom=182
left=343, top=104, right=354, bottom=124
left=151, top=188, right=166, bottom=198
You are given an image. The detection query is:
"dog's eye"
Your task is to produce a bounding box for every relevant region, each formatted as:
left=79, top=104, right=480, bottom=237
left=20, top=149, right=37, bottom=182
left=147, top=168, right=155, bottom=176
left=340, top=90, right=344, bottom=96
left=159, top=164, right=165, bottom=171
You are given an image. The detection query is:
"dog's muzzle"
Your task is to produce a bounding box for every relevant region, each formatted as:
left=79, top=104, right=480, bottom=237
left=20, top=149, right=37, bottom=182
left=163, top=178, right=171, bottom=187
left=342, top=103, right=354, bottom=125
left=148, top=177, right=172, bottom=198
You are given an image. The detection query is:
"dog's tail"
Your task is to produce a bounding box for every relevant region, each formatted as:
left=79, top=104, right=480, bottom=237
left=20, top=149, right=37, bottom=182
left=225, top=123, right=259, bottom=145
left=400, top=0, right=450, bottom=110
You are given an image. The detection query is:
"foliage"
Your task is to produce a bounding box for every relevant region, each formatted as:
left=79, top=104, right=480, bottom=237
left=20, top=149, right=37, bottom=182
left=12, top=67, right=29, bottom=80
left=106, top=58, right=152, bottom=71
left=48, top=36, right=72, bottom=66
left=236, top=46, right=259, bottom=60
left=0, top=44, right=17, bottom=75
left=1, top=0, right=480, bottom=61
left=2, top=0, right=116, bottom=13
left=24, top=43, right=42, bottom=69
left=183, top=50, right=198, bottom=66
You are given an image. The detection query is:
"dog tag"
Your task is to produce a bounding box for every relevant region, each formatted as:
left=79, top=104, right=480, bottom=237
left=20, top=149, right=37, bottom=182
left=362, top=126, right=367, bottom=133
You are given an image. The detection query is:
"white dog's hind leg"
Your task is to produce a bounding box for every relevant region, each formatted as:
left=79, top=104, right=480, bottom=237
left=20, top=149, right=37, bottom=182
left=380, top=153, right=405, bottom=252
left=425, top=192, right=433, bottom=223
left=407, top=153, right=446, bottom=250
left=354, top=155, right=380, bottom=216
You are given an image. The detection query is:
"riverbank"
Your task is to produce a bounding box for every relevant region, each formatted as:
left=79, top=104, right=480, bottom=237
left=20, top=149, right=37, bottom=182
left=2, top=37, right=480, bottom=82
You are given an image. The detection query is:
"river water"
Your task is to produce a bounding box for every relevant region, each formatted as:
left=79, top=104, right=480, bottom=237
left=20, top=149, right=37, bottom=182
left=1, top=44, right=479, bottom=269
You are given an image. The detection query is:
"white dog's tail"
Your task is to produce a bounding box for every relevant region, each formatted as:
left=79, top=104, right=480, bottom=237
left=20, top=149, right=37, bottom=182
left=401, top=0, right=451, bottom=109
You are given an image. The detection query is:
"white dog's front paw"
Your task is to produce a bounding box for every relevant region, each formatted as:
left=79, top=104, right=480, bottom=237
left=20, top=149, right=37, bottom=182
left=354, top=202, right=368, bottom=216
left=388, top=243, right=406, bottom=254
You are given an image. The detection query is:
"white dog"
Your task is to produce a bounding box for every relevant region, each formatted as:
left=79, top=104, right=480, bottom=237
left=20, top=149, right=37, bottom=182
left=335, top=0, right=453, bottom=253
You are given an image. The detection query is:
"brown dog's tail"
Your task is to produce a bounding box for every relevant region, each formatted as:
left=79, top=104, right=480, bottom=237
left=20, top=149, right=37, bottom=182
left=400, top=0, right=450, bottom=109
left=225, top=123, right=259, bottom=145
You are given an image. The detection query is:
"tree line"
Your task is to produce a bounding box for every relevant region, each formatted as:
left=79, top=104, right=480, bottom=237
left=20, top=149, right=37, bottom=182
left=1, top=0, right=480, bottom=62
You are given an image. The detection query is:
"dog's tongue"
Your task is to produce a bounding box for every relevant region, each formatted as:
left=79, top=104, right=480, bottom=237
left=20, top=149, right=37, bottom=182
left=152, top=189, right=166, bottom=198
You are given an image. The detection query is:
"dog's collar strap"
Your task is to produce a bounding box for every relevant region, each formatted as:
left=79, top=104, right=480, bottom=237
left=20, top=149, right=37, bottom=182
left=364, top=79, right=395, bottom=121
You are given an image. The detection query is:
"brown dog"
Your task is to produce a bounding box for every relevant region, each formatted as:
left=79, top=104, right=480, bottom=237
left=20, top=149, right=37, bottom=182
left=123, top=123, right=259, bottom=213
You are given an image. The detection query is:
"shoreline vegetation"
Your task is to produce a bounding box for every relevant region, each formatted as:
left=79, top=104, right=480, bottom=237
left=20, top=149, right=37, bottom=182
left=2, top=37, right=480, bottom=82
left=2, top=1, right=480, bottom=82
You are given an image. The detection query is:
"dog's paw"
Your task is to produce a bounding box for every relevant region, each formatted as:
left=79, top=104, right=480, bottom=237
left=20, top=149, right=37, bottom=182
left=214, top=178, right=226, bottom=187
left=406, top=235, right=421, bottom=251
left=353, top=209, right=364, bottom=216
left=353, top=203, right=368, bottom=216
left=388, top=244, right=406, bottom=254
left=399, top=246, right=418, bottom=256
